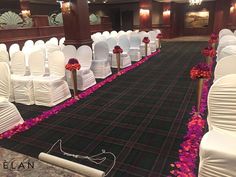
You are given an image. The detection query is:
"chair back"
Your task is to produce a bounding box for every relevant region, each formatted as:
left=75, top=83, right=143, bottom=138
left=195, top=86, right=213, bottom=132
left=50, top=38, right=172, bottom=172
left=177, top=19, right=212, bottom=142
left=35, top=40, right=45, bottom=46
left=130, top=33, right=141, bottom=48
left=49, top=37, right=58, bottom=45
left=59, top=37, right=65, bottom=45
left=48, top=51, right=65, bottom=77
left=219, top=29, right=233, bottom=39
left=102, top=31, right=110, bottom=38
left=0, top=62, right=10, bottom=99
left=76, top=45, right=92, bottom=68
left=218, top=45, right=236, bottom=60
left=0, top=50, right=9, bottom=64
left=214, top=55, right=236, bottom=82
left=28, top=50, right=45, bottom=76
left=9, top=43, right=20, bottom=58
left=11, top=51, right=26, bottom=76
left=24, top=40, right=34, bottom=47
left=0, top=43, right=7, bottom=51
left=118, top=35, right=130, bottom=53
left=217, top=35, right=236, bottom=55
left=45, top=43, right=61, bottom=58
left=208, top=74, right=236, bottom=136
left=148, top=31, right=157, bottom=41
left=107, top=37, right=117, bottom=52
left=62, top=45, right=76, bottom=64
left=110, top=31, right=118, bottom=38
left=94, top=41, right=109, bottom=60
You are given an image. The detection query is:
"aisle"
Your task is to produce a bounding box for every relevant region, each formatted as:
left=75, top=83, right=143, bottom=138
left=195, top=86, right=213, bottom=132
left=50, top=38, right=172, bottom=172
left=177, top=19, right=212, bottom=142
left=0, top=41, right=206, bottom=177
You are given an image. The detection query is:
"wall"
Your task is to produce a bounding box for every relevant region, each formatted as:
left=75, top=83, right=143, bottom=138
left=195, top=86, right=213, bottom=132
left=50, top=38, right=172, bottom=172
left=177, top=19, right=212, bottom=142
left=170, top=1, right=215, bottom=36
left=152, top=1, right=163, bottom=26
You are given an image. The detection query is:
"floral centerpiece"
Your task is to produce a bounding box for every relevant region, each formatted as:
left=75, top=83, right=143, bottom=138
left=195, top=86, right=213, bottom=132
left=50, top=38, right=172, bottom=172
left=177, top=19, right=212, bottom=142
left=190, top=62, right=211, bottom=113
left=208, top=33, right=218, bottom=49
left=113, top=45, right=123, bottom=72
left=65, top=58, right=81, bottom=98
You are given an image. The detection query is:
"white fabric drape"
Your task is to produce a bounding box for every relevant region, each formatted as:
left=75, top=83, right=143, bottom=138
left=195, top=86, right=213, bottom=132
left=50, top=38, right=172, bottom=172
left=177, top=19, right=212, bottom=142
left=199, top=74, right=236, bottom=177
left=0, top=62, right=24, bottom=134
left=214, top=55, right=236, bottom=82
left=91, top=42, right=112, bottom=79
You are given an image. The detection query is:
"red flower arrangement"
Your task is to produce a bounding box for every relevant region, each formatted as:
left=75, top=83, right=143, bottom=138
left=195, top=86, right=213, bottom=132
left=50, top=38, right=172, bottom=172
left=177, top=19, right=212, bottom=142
left=113, top=45, right=123, bottom=54
left=201, top=46, right=216, bottom=57
left=208, top=33, right=218, bottom=44
left=65, top=58, right=81, bottom=71
left=156, top=33, right=163, bottom=39
left=190, top=63, right=211, bottom=80
left=142, top=37, right=150, bottom=44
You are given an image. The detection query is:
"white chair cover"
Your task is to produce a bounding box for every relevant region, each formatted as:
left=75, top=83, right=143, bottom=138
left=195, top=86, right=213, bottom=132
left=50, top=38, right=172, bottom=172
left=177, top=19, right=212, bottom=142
left=9, top=43, right=20, bottom=58
left=28, top=50, right=45, bottom=76
left=0, top=43, right=7, bottom=51
left=11, top=51, right=26, bottom=76
left=118, top=30, right=126, bottom=37
left=62, top=45, right=77, bottom=64
left=49, top=37, right=59, bottom=45
left=217, top=45, right=236, bottom=60
left=33, top=51, right=71, bottom=107
left=0, top=50, right=9, bottom=64
left=12, top=50, right=44, bottom=105
left=149, top=30, right=159, bottom=51
left=66, top=45, right=96, bottom=90
left=199, top=74, right=236, bottom=177
left=102, top=31, right=110, bottom=39
left=91, top=42, right=112, bottom=79
left=24, top=40, right=34, bottom=47
left=107, top=37, right=117, bottom=64
left=35, top=40, right=45, bottom=46
left=139, top=31, right=151, bottom=56
left=217, top=35, right=236, bottom=57
left=0, top=62, right=11, bottom=99
left=110, top=31, right=118, bottom=38
left=111, top=35, right=131, bottom=68
left=45, top=43, right=61, bottom=62
left=0, top=62, right=24, bottom=134
left=129, top=33, right=141, bottom=61
left=59, top=37, right=65, bottom=45
left=214, top=55, right=236, bottom=82
left=219, top=29, right=233, bottom=39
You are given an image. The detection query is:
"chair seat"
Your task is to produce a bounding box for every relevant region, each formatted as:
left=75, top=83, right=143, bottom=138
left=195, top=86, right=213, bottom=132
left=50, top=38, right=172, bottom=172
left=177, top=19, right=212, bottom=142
left=199, top=130, right=236, bottom=177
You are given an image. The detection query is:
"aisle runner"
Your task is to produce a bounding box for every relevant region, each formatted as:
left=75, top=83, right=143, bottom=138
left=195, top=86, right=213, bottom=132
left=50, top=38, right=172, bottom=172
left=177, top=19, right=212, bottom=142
left=168, top=63, right=214, bottom=176
left=0, top=50, right=160, bottom=140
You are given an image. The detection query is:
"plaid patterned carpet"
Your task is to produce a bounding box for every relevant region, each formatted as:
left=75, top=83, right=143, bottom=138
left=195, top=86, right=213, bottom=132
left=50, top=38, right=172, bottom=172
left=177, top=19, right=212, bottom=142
left=0, top=41, right=206, bottom=177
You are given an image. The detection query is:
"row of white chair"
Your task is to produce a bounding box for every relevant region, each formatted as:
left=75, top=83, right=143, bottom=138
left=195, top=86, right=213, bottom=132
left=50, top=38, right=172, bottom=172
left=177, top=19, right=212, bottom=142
left=198, top=29, right=236, bottom=177
left=9, top=50, right=71, bottom=107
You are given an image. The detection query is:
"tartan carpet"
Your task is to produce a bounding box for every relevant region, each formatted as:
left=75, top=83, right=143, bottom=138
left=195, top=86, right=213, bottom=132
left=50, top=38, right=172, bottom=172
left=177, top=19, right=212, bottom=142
left=0, top=41, right=206, bottom=177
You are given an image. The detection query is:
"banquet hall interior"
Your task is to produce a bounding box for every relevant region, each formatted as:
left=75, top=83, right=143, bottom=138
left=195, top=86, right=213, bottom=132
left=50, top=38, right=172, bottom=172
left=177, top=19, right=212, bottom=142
left=0, top=0, right=236, bottom=176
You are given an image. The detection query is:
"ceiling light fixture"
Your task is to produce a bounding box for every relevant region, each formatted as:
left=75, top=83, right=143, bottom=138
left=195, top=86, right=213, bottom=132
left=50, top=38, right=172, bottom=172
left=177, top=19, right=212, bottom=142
left=189, top=0, right=202, bottom=6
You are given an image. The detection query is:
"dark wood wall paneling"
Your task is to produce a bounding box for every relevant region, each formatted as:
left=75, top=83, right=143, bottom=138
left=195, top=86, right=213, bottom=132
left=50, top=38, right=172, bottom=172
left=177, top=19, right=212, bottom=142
left=170, top=1, right=216, bottom=36
left=0, top=0, right=21, bottom=13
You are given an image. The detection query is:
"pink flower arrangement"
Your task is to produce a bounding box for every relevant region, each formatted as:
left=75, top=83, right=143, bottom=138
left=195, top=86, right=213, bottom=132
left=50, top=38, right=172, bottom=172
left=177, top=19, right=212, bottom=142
left=113, top=45, right=123, bottom=54
left=190, top=63, right=211, bottom=80
left=201, top=46, right=216, bottom=58
left=208, top=33, right=218, bottom=45
left=65, top=58, right=81, bottom=71
left=142, top=37, right=150, bottom=44
left=156, top=33, right=163, bottom=39
left=0, top=50, right=160, bottom=140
